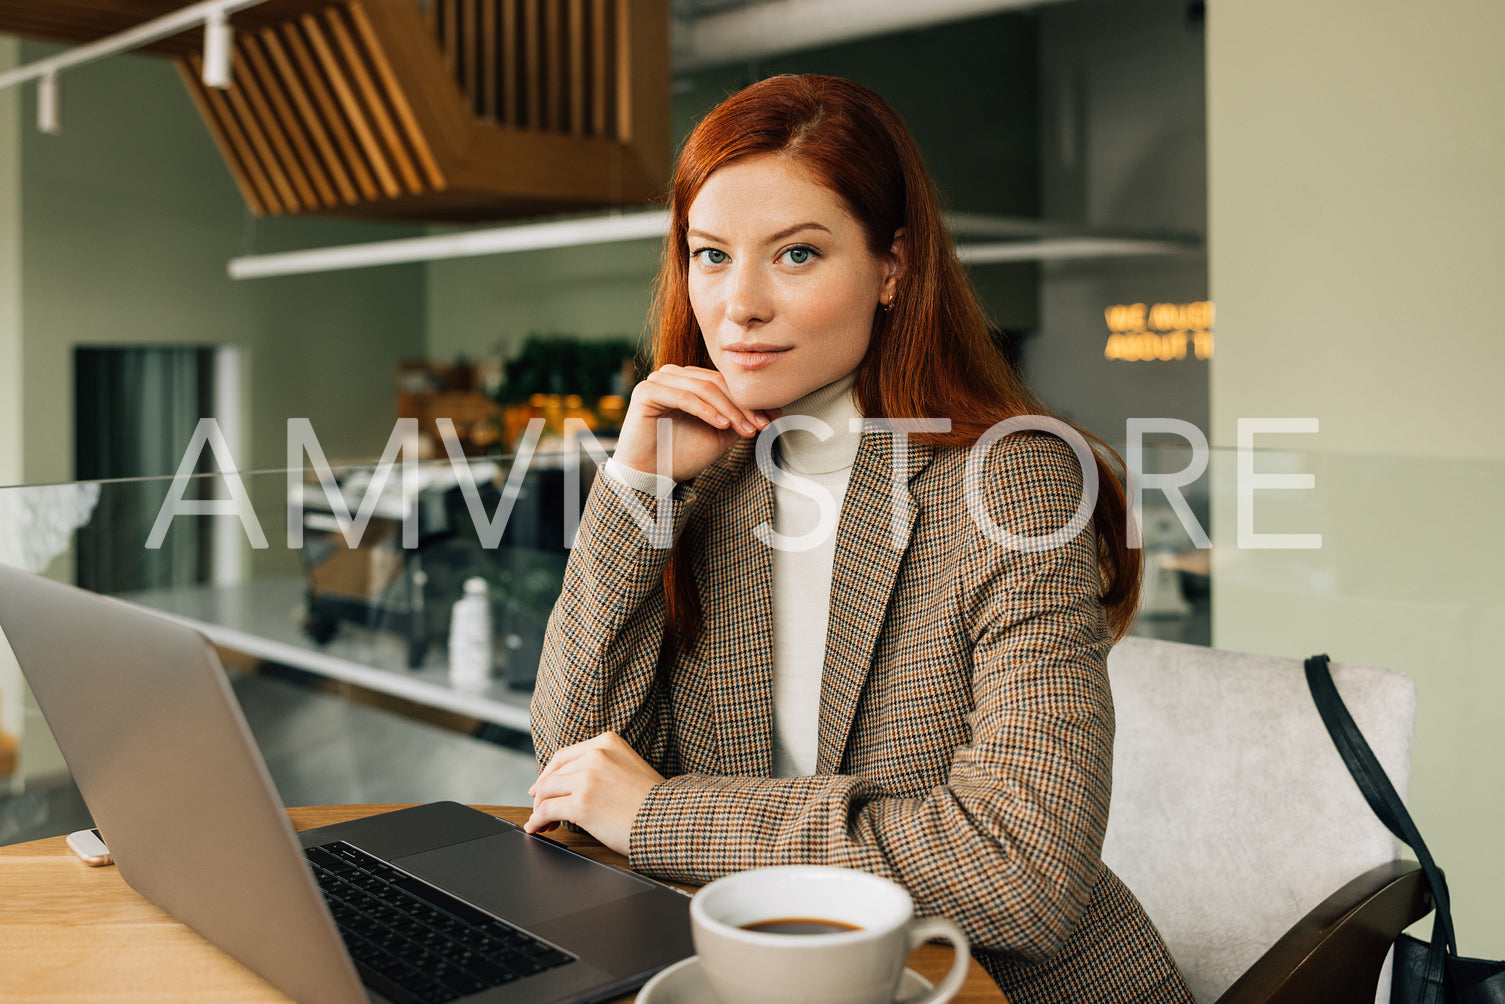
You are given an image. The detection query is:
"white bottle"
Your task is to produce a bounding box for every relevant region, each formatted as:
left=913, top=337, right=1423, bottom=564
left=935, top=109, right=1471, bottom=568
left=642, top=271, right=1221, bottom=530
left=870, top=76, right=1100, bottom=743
left=448, top=577, right=493, bottom=691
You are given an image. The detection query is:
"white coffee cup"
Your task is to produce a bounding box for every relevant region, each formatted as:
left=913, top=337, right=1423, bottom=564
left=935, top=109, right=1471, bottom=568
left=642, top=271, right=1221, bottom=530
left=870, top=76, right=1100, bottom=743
left=690, top=865, right=970, bottom=1004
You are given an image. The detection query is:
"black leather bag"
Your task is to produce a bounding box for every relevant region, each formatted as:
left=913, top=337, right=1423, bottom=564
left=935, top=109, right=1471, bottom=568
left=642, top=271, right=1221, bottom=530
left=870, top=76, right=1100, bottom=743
left=1304, top=654, right=1505, bottom=1004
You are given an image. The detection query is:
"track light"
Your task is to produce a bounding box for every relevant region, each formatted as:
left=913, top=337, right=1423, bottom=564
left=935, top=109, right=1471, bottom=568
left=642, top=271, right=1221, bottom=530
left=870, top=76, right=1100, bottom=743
left=37, top=71, right=60, bottom=134
left=201, top=8, right=234, bottom=89
left=0, top=1, right=270, bottom=123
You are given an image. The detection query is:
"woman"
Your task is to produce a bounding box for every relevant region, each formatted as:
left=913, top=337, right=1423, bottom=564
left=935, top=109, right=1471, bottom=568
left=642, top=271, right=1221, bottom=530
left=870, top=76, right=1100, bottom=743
left=526, top=75, right=1191, bottom=1002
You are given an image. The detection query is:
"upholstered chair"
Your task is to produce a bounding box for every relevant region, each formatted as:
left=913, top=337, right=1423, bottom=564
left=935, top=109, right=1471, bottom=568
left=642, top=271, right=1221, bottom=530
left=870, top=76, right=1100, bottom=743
left=1102, top=637, right=1431, bottom=1003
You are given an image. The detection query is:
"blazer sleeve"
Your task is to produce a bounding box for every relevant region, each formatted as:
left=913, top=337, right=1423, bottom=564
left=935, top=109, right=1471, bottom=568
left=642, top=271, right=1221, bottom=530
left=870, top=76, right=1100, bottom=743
left=529, top=470, right=694, bottom=774
left=627, top=436, right=1114, bottom=963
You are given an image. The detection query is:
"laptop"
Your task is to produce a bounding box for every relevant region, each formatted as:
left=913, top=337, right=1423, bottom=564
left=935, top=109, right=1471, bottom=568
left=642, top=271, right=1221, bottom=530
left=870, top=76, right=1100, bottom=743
left=0, top=563, right=693, bottom=1004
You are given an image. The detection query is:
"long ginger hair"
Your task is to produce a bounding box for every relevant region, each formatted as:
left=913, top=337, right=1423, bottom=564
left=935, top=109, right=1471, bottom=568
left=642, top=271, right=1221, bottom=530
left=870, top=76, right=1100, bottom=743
left=650, top=74, right=1140, bottom=645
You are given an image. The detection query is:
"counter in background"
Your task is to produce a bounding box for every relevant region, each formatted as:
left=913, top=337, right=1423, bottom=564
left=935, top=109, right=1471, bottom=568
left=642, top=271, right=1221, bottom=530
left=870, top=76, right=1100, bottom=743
left=123, top=577, right=534, bottom=733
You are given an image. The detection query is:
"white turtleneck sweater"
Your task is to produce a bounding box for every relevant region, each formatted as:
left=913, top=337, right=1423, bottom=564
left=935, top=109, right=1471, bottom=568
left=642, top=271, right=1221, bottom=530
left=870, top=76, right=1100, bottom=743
left=603, top=374, right=862, bottom=778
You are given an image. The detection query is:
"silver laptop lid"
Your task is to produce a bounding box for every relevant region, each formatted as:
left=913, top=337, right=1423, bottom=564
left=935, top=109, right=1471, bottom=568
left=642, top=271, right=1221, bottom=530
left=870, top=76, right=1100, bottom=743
left=0, top=562, right=367, bottom=1004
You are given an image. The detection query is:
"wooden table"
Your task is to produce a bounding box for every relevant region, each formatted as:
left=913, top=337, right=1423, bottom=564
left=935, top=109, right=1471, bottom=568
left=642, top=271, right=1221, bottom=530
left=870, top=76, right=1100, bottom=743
left=0, top=804, right=1006, bottom=1003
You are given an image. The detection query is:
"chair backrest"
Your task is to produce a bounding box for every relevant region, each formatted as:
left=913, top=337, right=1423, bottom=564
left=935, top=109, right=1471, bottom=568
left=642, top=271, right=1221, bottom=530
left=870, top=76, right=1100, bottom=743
left=1101, top=637, right=1415, bottom=1003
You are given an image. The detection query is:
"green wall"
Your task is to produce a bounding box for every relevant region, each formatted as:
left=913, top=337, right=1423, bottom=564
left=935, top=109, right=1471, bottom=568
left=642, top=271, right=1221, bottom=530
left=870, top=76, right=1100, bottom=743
left=0, top=37, right=23, bottom=754
left=0, top=37, right=20, bottom=487
left=16, top=41, right=427, bottom=491
left=3, top=38, right=431, bottom=780
left=1207, top=0, right=1505, bottom=952
left=427, top=11, right=1041, bottom=364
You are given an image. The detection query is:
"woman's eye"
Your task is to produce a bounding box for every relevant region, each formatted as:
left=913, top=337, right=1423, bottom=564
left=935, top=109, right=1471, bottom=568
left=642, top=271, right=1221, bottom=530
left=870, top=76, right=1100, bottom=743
left=780, top=245, right=817, bottom=266
left=694, top=248, right=729, bottom=265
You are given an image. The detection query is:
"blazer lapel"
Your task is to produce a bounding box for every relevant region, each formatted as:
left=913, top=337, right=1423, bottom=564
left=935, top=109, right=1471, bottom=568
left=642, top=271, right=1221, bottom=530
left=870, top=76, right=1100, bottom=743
left=694, top=440, right=777, bottom=777
left=815, top=432, right=934, bottom=774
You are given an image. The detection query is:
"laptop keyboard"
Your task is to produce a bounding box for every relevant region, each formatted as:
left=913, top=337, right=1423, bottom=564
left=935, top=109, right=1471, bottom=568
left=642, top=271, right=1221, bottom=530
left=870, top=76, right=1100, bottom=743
left=306, top=840, right=576, bottom=1004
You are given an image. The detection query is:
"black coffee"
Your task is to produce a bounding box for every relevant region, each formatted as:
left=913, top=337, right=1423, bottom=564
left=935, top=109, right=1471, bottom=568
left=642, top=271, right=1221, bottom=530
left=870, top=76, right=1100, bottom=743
left=739, top=917, right=863, bottom=935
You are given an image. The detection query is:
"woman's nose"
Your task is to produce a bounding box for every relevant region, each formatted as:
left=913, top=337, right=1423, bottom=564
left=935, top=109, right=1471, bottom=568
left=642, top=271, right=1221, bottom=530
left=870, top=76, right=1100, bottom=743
left=726, top=266, right=770, bottom=326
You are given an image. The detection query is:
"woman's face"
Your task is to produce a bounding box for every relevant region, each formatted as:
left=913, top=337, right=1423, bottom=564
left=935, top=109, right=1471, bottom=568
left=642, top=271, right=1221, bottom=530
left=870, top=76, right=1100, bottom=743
left=686, top=153, right=901, bottom=411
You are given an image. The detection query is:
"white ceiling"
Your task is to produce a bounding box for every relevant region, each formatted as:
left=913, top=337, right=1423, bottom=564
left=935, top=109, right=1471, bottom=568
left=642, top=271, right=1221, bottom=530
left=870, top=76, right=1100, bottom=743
left=672, top=0, right=1076, bottom=70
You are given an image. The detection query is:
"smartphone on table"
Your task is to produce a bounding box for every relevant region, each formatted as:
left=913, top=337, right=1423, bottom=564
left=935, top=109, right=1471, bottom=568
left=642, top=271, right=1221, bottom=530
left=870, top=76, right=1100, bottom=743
left=66, top=827, right=112, bottom=866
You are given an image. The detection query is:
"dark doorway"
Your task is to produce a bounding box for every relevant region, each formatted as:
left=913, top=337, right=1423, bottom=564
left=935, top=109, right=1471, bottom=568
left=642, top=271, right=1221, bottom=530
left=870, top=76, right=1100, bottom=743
left=74, top=346, right=220, bottom=595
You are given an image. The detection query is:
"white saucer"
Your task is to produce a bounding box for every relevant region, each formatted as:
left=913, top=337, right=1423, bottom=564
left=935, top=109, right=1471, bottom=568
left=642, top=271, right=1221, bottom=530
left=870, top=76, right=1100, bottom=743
left=637, top=956, right=934, bottom=1003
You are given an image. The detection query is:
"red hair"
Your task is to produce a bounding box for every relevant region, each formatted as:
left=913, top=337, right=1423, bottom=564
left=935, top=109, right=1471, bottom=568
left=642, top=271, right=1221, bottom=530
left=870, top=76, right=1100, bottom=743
left=651, top=74, right=1140, bottom=645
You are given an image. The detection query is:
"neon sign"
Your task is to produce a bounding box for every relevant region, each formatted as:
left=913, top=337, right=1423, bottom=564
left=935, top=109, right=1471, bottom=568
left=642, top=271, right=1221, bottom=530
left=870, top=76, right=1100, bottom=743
left=1103, top=301, right=1214, bottom=361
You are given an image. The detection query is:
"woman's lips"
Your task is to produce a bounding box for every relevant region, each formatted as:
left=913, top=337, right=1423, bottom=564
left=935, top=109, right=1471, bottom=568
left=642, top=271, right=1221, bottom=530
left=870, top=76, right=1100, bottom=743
left=722, top=346, right=790, bottom=370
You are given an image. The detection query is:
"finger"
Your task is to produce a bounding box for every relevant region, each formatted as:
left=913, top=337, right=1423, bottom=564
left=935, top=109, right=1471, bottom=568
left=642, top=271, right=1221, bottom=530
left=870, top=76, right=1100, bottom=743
left=527, top=755, right=609, bottom=831
left=533, top=732, right=620, bottom=794
left=533, top=743, right=591, bottom=794
left=639, top=372, right=756, bottom=435
left=530, top=760, right=583, bottom=802
left=523, top=794, right=574, bottom=833
left=524, top=770, right=579, bottom=832
left=646, top=368, right=767, bottom=434
left=633, top=370, right=765, bottom=456
left=531, top=748, right=583, bottom=799
left=541, top=731, right=612, bottom=768
left=672, top=368, right=770, bottom=431
left=631, top=383, right=736, bottom=435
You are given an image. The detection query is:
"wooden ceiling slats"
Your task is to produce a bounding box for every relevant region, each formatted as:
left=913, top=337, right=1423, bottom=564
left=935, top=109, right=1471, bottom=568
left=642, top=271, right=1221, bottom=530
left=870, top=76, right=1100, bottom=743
left=345, top=2, right=443, bottom=191
left=355, top=2, right=469, bottom=160
left=614, top=0, right=632, bottom=143
left=479, top=0, right=495, bottom=121
left=239, top=33, right=338, bottom=207
left=461, top=0, right=478, bottom=115
left=176, top=55, right=270, bottom=214
left=567, top=0, right=583, bottom=137
left=323, top=7, right=424, bottom=196
left=222, top=56, right=301, bottom=210
left=0, top=12, right=124, bottom=41
left=619, top=0, right=669, bottom=156
left=544, top=0, right=561, bottom=131
left=590, top=0, right=608, bottom=138
left=257, top=28, right=359, bottom=205
left=439, top=0, right=458, bottom=81
left=1, top=0, right=669, bottom=220
left=298, top=11, right=400, bottom=199
left=275, top=18, right=381, bottom=202
left=185, top=50, right=287, bottom=214
left=523, top=0, right=541, bottom=130
left=233, top=37, right=322, bottom=209
left=501, top=0, right=518, bottom=128
left=0, top=1, right=345, bottom=56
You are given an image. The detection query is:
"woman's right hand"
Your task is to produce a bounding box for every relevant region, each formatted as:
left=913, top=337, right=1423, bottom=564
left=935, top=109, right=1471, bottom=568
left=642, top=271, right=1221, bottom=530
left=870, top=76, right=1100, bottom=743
left=612, top=364, right=774, bottom=483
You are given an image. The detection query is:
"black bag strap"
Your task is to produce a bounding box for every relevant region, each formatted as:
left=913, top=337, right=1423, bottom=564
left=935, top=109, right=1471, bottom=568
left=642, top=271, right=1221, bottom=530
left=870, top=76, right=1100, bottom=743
left=1303, top=654, right=1456, bottom=997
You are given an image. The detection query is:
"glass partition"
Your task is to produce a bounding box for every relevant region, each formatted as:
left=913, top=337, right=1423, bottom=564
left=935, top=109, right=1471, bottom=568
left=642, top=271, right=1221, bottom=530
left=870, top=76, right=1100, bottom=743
left=3, top=441, right=1501, bottom=944
left=0, top=450, right=590, bottom=840
left=4, top=441, right=1500, bottom=723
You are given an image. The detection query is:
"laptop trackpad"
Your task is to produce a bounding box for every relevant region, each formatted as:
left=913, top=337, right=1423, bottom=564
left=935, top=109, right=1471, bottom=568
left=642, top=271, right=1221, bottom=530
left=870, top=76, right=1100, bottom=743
left=392, top=830, right=654, bottom=929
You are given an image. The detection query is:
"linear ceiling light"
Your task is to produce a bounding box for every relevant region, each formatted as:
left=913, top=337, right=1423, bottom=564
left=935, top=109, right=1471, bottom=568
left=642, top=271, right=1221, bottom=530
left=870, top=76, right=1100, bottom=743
left=226, top=211, right=1199, bottom=280
left=957, top=238, right=1202, bottom=264
left=676, top=0, right=1077, bottom=70
left=227, top=211, right=674, bottom=280
left=0, top=0, right=270, bottom=132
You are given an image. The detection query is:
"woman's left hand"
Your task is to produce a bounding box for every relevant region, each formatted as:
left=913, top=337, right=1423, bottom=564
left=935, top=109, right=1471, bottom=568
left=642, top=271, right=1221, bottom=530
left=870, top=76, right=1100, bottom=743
left=524, top=731, right=664, bottom=857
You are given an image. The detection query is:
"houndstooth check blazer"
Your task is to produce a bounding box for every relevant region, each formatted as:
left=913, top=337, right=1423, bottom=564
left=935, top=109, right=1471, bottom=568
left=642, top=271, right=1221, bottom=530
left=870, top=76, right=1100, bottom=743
left=532, top=428, right=1192, bottom=1003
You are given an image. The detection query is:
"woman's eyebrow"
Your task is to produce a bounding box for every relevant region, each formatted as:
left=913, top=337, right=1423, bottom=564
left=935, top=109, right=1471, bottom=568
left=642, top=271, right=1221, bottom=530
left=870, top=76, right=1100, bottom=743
left=686, top=222, right=833, bottom=245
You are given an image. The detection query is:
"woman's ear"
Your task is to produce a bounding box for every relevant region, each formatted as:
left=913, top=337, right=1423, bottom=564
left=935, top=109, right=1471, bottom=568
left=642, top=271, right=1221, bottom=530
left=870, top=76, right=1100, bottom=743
left=881, top=228, right=907, bottom=304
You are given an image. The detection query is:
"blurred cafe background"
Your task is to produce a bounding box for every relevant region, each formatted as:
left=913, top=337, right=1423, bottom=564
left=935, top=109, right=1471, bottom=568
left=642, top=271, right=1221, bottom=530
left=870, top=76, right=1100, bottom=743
left=1, top=0, right=1501, bottom=962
